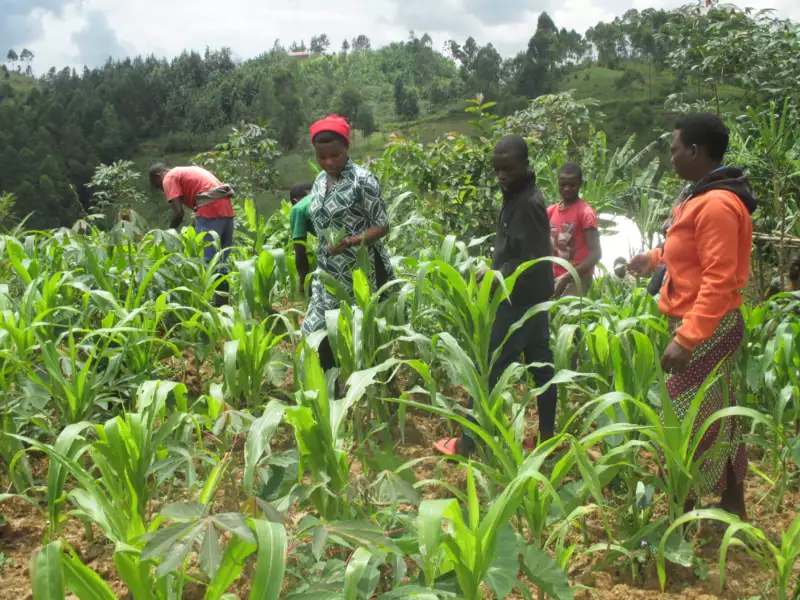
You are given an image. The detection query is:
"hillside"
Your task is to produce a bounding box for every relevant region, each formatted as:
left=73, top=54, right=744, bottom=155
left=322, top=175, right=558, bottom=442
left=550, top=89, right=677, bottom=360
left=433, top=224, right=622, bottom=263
left=0, top=5, right=769, bottom=230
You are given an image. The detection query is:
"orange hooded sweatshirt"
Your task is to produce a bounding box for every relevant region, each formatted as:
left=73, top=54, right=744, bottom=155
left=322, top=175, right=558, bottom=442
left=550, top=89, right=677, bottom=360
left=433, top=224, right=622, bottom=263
left=648, top=181, right=754, bottom=351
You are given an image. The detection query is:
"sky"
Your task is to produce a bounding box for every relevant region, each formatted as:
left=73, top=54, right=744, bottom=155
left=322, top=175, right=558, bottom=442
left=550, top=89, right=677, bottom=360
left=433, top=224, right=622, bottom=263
left=1, top=0, right=799, bottom=74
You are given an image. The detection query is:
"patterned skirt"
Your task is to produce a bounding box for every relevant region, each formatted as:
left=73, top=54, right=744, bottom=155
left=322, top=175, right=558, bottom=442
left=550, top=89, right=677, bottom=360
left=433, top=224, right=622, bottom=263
left=665, top=310, right=748, bottom=498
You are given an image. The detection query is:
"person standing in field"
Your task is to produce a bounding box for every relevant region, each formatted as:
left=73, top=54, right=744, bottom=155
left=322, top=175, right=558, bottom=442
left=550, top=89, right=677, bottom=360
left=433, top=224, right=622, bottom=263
left=288, top=182, right=315, bottom=293
left=435, top=135, right=557, bottom=456
left=628, top=113, right=756, bottom=519
left=150, top=164, right=236, bottom=305
left=303, top=115, right=395, bottom=373
left=548, top=163, right=602, bottom=297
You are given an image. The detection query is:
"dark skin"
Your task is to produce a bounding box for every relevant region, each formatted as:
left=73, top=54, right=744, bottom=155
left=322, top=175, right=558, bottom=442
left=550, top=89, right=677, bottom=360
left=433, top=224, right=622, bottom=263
left=477, top=150, right=529, bottom=284
left=150, top=170, right=186, bottom=230
left=628, top=128, right=746, bottom=520
left=553, top=171, right=602, bottom=296
left=314, top=138, right=388, bottom=256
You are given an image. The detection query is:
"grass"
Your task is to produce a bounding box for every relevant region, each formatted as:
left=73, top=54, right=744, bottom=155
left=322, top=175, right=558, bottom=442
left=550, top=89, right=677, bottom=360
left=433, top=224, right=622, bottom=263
left=4, top=71, right=37, bottom=93
left=557, top=61, right=748, bottom=109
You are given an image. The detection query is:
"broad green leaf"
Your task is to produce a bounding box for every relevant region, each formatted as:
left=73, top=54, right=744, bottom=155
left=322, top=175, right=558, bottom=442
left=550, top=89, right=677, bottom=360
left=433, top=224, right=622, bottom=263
left=244, top=401, right=286, bottom=495
left=160, top=502, right=204, bottom=521
left=214, top=513, right=257, bottom=544
left=31, top=542, right=66, bottom=600
left=206, top=535, right=258, bottom=600
left=344, top=547, right=374, bottom=600
left=62, top=549, right=118, bottom=600
left=521, top=546, right=572, bottom=600
left=141, top=522, right=197, bottom=562
left=249, top=520, right=287, bottom=600
left=155, top=523, right=203, bottom=578
left=484, top=526, right=518, bottom=600
left=199, top=523, right=223, bottom=580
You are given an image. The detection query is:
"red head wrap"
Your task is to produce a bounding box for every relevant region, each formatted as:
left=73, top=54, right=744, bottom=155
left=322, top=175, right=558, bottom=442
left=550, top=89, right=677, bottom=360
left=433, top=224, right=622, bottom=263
left=310, top=115, right=351, bottom=144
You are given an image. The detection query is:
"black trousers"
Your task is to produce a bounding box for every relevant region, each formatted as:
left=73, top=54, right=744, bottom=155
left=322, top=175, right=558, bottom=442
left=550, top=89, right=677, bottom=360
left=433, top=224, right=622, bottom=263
left=461, top=301, right=557, bottom=451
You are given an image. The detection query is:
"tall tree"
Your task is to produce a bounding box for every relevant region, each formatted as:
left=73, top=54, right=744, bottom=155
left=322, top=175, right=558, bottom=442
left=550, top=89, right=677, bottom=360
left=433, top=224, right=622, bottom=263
left=352, top=35, right=371, bottom=52
left=6, top=49, right=18, bottom=71
left=354, top=104, right=375, bottom=140
left=20, top=49, right=34, bottom=67
left=337, top=87, right=362, bottom=124
left=309, top=34, right=331, bottom=56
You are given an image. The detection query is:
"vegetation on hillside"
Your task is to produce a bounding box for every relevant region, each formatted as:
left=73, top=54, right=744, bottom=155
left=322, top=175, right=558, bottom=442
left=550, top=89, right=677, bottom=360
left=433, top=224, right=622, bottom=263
left=5, top=1, right=799, bottom=230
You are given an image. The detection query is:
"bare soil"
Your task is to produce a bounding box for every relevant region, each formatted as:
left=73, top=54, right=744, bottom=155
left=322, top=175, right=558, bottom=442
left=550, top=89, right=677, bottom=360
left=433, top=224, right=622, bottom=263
left=1, top=392, right=797, bottom=599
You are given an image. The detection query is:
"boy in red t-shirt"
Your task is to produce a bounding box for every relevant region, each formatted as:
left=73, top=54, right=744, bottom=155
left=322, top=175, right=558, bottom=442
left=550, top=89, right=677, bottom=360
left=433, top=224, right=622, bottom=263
left=547, top=163, right=602, bottom=297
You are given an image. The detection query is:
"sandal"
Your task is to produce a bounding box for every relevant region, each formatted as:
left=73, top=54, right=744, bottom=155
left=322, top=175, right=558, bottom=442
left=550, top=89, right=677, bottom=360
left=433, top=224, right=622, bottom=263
left=434, top=438, right=460, bottom=456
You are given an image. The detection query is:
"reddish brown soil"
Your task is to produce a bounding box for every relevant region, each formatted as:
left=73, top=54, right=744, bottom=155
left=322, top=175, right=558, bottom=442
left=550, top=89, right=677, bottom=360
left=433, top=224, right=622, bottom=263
left=1, top=384, right=798, bottom=599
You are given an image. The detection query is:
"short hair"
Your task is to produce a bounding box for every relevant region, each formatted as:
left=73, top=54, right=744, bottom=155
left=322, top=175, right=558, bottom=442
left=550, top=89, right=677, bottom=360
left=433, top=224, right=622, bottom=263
left=558, top=162, right=583, bottom=181
left=149, top=163, right=167, bottom=181
left=494, top=135, right=529, bottom=162
left=290, top=182, right=313, bottom=201
left=675, top=113, right=729, bottom=162
left=313, top=130, right=349, bottom=147
left=613, top=256, right=627, bottom=266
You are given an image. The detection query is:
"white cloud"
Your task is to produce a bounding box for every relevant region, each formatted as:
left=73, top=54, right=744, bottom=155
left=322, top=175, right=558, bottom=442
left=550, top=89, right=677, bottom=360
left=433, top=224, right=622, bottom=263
left=9, top=0, right=800, bottom=73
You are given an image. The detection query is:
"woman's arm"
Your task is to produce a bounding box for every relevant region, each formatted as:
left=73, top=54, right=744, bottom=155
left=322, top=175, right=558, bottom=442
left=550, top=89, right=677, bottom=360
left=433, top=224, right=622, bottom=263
left=345, top=226, right=388, bottom=247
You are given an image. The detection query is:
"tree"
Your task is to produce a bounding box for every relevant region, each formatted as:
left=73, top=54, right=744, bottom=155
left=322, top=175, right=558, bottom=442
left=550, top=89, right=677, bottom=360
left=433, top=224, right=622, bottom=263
left=337, top=87, right=362, bottom=124
left=288, top=40, right=307, bottom=52
left=309, top=34, right=331, bottom=56
left=394, top=79, right=420, bottom=120
left=341, top=39, right=350, bottom=56
left=86, top=160, right=146, bottom=218
left=6, top=49, right=18, bottom=71
left=0, top=191, right=16, bottom=227
left=352, top=35, right=371, bottom=53
left=20, top=48, right=34, bottom=67
left=269, top=63, right=306, bottom=151
left=586, top=21, right=625, bottom=68
left=354, top=104, right=375, bottom=140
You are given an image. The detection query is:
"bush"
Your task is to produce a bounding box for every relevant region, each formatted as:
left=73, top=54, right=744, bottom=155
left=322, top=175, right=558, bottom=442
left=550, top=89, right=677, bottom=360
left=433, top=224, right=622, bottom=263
left=163, top=132, right=214, bottom=154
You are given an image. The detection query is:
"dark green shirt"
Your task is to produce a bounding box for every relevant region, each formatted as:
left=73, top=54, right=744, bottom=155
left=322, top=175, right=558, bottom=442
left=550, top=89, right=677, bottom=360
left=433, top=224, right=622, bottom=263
left=289, top=195, right=315, bottom=240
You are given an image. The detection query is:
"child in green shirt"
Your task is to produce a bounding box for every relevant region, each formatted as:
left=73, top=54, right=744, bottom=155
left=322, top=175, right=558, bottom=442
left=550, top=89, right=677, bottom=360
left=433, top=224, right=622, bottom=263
left=289, top=182, right=314, bottom=292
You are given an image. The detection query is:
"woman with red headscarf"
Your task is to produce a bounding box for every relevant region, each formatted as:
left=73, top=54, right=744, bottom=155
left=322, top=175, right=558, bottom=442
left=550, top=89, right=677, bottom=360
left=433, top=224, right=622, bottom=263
left=303, top=115, right=395, bottom=372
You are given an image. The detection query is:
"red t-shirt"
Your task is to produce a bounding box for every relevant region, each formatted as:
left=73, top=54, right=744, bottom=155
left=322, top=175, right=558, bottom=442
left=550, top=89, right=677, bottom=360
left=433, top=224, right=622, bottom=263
left=547, top=199, right=599, bottom=277
left=162, top=166, right=234, bottom=219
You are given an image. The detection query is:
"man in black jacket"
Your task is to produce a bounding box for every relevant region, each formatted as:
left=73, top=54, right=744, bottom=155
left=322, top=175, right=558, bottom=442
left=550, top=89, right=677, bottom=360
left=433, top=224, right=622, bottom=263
left=435, top=135, right=557, bottom=456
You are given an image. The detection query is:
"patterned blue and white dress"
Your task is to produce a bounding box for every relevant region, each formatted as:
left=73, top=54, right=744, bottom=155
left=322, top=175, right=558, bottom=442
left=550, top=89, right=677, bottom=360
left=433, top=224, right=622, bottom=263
left=302, top=160, right=395, bottom=335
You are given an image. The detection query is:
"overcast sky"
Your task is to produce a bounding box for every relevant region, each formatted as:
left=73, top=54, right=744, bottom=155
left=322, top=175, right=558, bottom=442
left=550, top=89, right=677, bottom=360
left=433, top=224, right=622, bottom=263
left=2, top=0, right=799, bottom=73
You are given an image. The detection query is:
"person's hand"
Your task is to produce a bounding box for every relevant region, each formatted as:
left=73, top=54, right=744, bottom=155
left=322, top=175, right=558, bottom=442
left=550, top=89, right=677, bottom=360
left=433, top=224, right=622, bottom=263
left=328, top=236, right=358, bottom=256
left=554, top=274, right=570, bottom=297
left=660, top=340, right=693, bottom=375
left=627, top=253, right=652, bottom=277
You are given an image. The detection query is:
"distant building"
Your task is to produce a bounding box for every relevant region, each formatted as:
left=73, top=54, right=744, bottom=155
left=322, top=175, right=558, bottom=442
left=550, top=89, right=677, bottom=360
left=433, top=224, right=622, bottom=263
left=287, top=51, right=311, bottom=60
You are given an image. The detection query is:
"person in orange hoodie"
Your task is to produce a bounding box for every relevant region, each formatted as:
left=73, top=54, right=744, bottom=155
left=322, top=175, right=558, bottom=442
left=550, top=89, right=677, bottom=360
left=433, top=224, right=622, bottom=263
left=628, top=113, right=756, bottom=520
